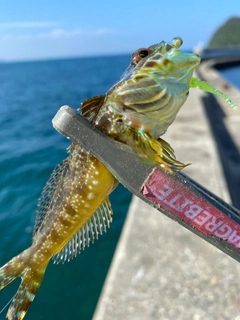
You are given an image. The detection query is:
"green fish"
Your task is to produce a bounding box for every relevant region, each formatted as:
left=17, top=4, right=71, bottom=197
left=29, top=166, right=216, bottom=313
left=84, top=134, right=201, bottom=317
left=0, top=37, right=201, bottom=320
left=83, top=37, right=201, bottom=171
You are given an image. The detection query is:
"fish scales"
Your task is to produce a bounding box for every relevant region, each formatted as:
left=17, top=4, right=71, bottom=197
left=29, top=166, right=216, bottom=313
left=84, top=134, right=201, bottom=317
left=32, top=144, right=117, bottom=256
left=0, top=37, right=201, bottom=319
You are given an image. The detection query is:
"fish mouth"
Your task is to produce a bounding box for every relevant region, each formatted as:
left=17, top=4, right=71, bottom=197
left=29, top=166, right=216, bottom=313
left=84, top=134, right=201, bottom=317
left=150, top=37, right=201, bottom=75
left=156, top=37, right=200, bottom=66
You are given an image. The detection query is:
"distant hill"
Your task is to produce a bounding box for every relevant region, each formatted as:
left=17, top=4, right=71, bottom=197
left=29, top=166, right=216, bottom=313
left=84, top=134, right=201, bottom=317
left=207, top=17, right=240, bottom=49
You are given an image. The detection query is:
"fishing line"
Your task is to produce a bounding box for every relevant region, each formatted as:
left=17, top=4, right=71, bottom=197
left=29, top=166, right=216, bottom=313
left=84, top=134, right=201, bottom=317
left=0, top=294, right=14, bottom=315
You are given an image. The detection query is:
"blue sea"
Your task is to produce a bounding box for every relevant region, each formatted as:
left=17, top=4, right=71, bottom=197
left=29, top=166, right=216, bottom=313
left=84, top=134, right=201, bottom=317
left=218, top=65, right=240, bottom=89
left=0, top=56, right=132, bottom=320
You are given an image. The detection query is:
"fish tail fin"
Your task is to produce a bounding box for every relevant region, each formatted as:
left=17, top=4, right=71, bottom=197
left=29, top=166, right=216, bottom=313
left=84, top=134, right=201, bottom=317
left=6, top=267, right=46, bottom=320
left=0, top=248, right=47, bottom=320
left=0, top=256, right=25, bottom=290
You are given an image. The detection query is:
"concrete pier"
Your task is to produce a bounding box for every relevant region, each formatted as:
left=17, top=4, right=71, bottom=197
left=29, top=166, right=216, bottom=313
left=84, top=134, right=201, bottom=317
left=93, top=61, right=240, bottom=320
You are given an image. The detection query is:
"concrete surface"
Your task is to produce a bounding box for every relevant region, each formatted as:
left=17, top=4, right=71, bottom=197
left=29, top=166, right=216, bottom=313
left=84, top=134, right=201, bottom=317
left=93, top=62, right=240, bottom=320
left=199, top=59, right=240, bottom=153
left=198, top=60, right=240, bottom=208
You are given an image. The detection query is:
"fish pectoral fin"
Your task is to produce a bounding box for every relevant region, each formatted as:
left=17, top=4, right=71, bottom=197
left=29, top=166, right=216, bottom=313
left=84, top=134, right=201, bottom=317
left=52, top=197, right=113, bottom=264
left=157, top=137, right=191, bottom=171
left=157, top=137, right=175, bottom=158
left=124, top=127, right=189, bottom=172
left=80, top=95, right=106, bottom=122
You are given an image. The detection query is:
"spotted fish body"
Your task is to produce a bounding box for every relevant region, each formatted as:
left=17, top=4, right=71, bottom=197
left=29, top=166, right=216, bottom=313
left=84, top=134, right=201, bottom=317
left=0, top=37, right=200, bottom=319
left=0, top=144, right=117, bottom=320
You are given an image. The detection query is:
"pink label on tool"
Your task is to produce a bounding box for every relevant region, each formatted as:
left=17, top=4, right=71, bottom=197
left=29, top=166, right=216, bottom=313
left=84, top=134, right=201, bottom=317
left=141, top=168, right=240, bottom=250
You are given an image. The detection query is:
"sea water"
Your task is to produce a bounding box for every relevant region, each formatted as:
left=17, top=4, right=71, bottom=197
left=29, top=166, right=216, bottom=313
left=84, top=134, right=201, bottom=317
left=218, top=64, right=240, bottom=89
left=0, top=56, right=132, bottom=320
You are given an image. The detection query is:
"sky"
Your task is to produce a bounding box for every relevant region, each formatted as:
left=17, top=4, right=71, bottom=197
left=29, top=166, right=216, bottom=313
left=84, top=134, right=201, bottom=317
left=0, top=0, right=239, bottom=61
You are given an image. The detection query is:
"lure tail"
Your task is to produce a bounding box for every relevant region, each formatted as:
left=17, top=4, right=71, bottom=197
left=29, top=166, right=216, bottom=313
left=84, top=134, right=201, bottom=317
left=0, top=248, right=47, bottom=320
left=190, top=77, right=238, bottom=110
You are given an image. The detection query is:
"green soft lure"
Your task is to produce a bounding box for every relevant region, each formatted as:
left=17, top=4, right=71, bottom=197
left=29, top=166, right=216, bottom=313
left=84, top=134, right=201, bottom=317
left=190, top=77, right=238, bottom=110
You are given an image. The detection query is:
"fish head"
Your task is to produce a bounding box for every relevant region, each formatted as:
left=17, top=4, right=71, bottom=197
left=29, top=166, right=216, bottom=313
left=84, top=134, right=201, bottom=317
left=105, top=37, right=201, bottom=137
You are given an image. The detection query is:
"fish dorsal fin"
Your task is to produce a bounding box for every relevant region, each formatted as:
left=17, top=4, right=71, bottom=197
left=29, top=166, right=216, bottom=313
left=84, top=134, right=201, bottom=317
left=80, top=95, right=105, bottom=122
left=52, top=197, right=113, bottom=264
left=33, top=159, right=69, bottom=237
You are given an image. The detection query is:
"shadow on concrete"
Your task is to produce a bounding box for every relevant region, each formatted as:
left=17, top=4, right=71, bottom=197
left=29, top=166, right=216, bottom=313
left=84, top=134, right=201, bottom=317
left=202, top=95, right=240, bottom=209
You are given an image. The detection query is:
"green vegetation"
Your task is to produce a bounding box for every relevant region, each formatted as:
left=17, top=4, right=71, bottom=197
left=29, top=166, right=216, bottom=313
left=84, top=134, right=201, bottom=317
left=207, top=17, right=240, bottom=49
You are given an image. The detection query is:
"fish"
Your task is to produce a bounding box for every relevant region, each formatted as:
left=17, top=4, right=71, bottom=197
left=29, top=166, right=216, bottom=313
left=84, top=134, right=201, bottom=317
left=0, top=37, right=200, bottom=320
left=83, top=37, right=200, bottom=171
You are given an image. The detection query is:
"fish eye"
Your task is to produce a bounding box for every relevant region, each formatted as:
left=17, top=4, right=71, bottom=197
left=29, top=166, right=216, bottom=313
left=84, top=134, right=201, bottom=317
left=138, top=49, right=150, bottom=58
left=132, top=48, right=151, bottom=64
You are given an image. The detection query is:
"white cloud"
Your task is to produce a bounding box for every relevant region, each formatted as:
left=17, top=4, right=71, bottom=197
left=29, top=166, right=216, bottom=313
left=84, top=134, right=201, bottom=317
left=0, top=21, right=59, bottom=29
left=0, top=26, right=117, bottom=41
left=36, top=28, right=116, bottom=39
left=0, top=21, right=115, bottom=37
left=37, top=28, right=83, bottom=39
